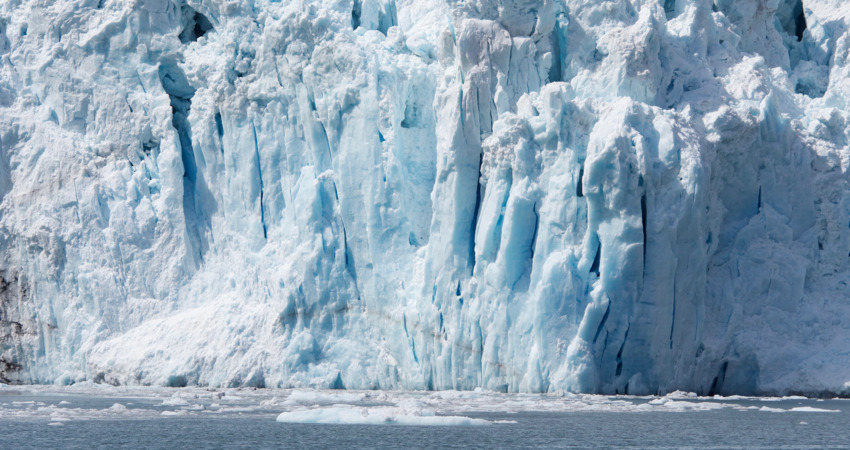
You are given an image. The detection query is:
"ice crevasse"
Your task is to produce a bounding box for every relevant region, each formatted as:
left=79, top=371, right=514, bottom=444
left=0, top=0, right=849, bottom=396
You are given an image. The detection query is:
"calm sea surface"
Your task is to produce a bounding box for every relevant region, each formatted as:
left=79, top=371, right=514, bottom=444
left=1, top=388, right=848, bottom=449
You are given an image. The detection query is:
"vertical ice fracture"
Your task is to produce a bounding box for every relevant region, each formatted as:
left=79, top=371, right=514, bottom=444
left=0, top=0, right=849, bottom=396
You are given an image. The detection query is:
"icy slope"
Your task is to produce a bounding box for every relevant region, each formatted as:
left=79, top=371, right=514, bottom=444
left=0, top=0, right=848, bottom=395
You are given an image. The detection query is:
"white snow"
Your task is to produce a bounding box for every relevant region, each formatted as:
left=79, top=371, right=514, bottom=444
left=0, top=0, right=849, bottom=396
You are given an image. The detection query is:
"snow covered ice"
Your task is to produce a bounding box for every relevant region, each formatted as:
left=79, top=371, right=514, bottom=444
left=0, top=0, right=849, bottom=396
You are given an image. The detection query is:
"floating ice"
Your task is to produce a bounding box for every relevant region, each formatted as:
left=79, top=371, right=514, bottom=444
left=3, top=386, right=843, bottom=422
left=759, top=406, right=786, bottom=412
left=160, top=397, right=190, bottom=407
left=283, top=389, right=366, bottom=405
left=787, top=407, right=840, bottom=413
left=276, top=406, right=492, bottom=426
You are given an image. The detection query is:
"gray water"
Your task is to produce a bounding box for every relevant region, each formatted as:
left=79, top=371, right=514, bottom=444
left=2, top=390, right=849, bottom=449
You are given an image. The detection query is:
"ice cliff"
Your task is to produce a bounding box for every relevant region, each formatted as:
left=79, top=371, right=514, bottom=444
left=1, top=0, right=849, bottom=395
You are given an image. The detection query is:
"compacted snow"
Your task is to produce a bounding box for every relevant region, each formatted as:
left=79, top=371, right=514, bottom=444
left=0, top=0, right=849, bottom=395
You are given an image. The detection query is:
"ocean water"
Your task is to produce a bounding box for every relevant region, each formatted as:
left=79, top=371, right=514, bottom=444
left=1, top=386, right=848, bottom=449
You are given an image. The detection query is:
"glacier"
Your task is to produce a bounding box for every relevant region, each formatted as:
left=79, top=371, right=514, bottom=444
left=0, top=0, right=848, bottom=396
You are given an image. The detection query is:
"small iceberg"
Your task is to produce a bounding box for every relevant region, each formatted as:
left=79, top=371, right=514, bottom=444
left=276, top=405, right=491, bottom=426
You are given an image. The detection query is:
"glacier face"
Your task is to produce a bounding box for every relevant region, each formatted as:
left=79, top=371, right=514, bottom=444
left=0, top=0, right=849, bottom=395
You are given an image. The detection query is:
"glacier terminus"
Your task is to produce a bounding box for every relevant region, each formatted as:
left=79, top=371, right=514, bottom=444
left=0, top=0, right=849, bottom=396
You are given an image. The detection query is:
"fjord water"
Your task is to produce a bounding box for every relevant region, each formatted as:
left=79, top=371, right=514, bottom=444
left=1, top=387, right=848, bottom=448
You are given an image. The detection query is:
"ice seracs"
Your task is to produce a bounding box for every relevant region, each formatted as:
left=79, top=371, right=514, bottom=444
left=0, top=0, right=848, bottom=396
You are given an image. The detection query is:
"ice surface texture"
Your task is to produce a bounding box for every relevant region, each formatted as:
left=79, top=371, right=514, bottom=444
left=0, top=0, right=848, bottom=396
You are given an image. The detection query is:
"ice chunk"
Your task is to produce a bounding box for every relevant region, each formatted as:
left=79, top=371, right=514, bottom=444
left=284, top=390, right=366, bottom=405
left=787, top=407, right=840, bottom=413
left=160, top=397, right=190, bottom=407
left=276, top=406, right=491, bottom=426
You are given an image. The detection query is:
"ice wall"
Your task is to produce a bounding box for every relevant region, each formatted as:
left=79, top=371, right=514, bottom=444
left=0, top=0, right=848, bottom=395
